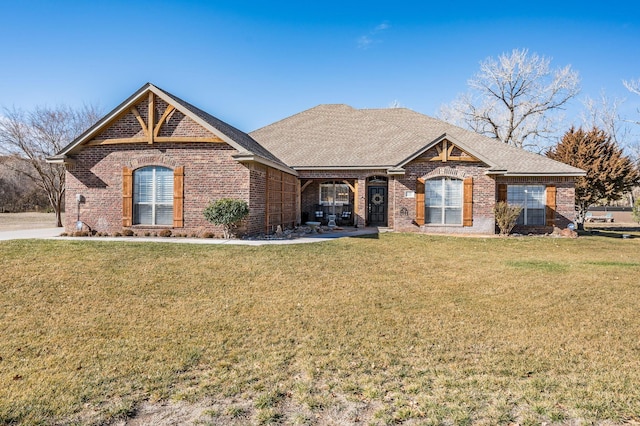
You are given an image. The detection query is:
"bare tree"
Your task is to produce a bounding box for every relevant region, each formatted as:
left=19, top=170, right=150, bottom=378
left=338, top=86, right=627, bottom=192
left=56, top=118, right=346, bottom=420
left=0, top=156, right=49, bottom=212
left=581, top=92, right=629, bottom=146
left=439, top=48, right=580, bottom=151
left=623, top=78, right=640, bottom=98
left=622, top=78, right=640, bottom=202
left=581, top=91, right=640, bottom=205
left=0, top=105, right=100, bottom=227
left=547, top=127, right=640, bottom=228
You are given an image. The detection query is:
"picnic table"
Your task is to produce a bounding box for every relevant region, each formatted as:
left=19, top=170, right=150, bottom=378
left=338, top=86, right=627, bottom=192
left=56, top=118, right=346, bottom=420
left=585, top=212, right=614, bottom=223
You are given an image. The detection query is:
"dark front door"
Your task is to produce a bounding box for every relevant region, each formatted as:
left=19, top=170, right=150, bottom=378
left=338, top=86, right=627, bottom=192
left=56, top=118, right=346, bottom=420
left=368, top=186, right=387, bottom=226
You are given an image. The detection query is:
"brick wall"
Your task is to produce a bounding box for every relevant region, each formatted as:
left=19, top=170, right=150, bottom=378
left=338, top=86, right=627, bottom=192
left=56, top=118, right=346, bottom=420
left=393, top=157, right=496, bottom=234
left=496, top=176, right=576, bottom=233
left=66, top=142, right=259, bottom=236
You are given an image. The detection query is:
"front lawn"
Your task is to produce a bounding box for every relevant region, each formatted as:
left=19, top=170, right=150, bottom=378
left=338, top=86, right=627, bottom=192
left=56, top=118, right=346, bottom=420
left=2, top=233, right=639, bottom=425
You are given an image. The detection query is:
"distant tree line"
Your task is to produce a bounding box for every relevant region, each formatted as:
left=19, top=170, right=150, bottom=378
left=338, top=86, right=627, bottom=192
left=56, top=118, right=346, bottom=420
left=0, top=156, right=51, bottom=212
left=0, top=105, right=100, bottom=225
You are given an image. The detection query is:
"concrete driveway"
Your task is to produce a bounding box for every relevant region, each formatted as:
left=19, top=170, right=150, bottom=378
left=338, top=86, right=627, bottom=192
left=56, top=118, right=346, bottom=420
left=0, top=227, right=63, bottom=241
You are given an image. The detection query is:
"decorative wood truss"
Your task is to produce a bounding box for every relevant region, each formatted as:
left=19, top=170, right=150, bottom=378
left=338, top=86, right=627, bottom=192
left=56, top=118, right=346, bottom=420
left=300, top=179, right=355, bottom=193
left=425, top=139, right=479, bottom=163
left=85, top=92, right=224, bottom=146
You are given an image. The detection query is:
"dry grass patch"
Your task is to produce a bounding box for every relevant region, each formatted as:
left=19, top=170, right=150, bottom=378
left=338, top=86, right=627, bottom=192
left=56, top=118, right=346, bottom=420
left=0, top=212, right=61, bottom=231
left=1, top=233, right=640, bottom=425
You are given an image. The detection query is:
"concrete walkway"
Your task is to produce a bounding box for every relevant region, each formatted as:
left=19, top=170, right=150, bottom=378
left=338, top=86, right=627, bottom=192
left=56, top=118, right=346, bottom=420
left=0, top=227, right=380, bottom=245
left=0, top=227, right=62, bottom=241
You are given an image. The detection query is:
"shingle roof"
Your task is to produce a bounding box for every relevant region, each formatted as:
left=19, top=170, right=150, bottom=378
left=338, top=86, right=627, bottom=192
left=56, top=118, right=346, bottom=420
left=156, top=86, right=287, bottom=167
left=250, top=105, right=585, bottom=176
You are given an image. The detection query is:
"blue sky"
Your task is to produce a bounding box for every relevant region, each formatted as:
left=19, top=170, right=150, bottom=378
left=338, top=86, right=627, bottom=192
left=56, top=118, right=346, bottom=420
left=1, top=0, right=639, bottom=133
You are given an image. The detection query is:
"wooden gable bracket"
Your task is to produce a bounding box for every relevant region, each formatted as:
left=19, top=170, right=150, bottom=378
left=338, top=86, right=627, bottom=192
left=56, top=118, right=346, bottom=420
left=428, top=139, right=478, bottom=163
left=341, top=180, right=356, bottom=192
left=153, top=105, right=176, bottom=138
left=130, top=107, right=148, bottom=138
left=147, top=92, right=155, bottom=144
left=300, top=180, right=313, bottom=193
left=86, top=91, right=225, bottom=146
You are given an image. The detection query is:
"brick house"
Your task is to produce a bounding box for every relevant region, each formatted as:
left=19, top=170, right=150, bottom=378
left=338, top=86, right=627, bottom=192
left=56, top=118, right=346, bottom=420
left=48, top=83, right=585, bottom=236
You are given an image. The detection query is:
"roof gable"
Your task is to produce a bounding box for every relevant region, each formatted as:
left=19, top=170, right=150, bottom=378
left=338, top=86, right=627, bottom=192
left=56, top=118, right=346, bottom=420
left=51, top=83, right=293, bottom=173
left=396, top=134, right=496, bottom=169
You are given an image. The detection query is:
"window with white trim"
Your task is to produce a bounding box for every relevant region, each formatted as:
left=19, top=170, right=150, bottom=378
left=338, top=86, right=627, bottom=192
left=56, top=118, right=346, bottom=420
left=508, top=185, right=545, bottom=225
left=425, top=177, right=462, bottom=225
left=133, top=166, right=173, bottom=225
left=319, top=181, right=349, bottom=205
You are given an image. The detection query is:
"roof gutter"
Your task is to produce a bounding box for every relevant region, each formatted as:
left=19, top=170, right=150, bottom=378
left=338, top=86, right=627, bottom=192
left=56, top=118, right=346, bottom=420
left=503, top=172, right=587, bottom=177
left=292, top=166, right=392, bottom=171
left=485, top=170, right=586, bottom=177
left=45, top=155, right=75, bottom=166
left=233, top=153, right=298, bottom=176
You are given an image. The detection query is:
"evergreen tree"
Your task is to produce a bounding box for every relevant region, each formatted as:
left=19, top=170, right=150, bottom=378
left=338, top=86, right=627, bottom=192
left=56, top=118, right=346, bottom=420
left=547, top=127, right=640, bottom=227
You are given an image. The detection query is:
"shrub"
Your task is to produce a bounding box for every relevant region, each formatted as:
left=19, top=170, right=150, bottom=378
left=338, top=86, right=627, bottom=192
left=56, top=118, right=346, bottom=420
left=122, top=229, right=134, bottom=237
left=633, top=198, right=640, bottom=223
left=203, top=198, right=249, bottom=239
left=202, top=232, right=214, bottom=239
left=159, top=229, right=172, bottom=238
left=493, top=201, right=523, bottom=236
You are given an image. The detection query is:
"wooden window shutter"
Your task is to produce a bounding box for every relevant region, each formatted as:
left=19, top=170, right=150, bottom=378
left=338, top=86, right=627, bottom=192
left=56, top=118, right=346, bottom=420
left=415, top=179, right=425, bottom=226
left=463, top=177, right=473, bottom=227
left=497, top=184, right=507, bottom=203
left=546, top=184, right=556, bottom=226
left=173, top=166, right=184, bottom=228
left=122, top=167, right=133, bottom=227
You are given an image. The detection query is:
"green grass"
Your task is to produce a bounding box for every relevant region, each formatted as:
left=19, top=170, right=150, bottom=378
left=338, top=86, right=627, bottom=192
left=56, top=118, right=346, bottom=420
left=2, top=232, right=640, bottom=425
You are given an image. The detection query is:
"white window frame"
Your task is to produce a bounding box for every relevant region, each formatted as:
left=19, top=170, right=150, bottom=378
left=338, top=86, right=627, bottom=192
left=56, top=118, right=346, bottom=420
left=425, top=177, right=463, bottom=225
left=133, top=166, right=173, bottom=226
left=507, top=185, right=546, bottom=226
left=319, top=181, right=350, bottom=206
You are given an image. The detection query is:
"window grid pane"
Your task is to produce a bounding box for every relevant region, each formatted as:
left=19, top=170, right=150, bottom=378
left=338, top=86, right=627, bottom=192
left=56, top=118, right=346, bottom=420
left=155, top=205, right=174, bottom=225
left=335, top=184, right=349, bottom=204
left=155, top=169, right=173, bottom=204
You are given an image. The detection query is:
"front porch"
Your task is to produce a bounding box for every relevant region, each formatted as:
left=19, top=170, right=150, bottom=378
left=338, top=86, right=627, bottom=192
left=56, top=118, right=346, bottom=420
left=297, top=174, right=391, bottom=228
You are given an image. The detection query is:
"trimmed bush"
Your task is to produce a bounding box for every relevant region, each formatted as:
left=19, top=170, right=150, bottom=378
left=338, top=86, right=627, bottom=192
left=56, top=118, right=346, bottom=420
left=159, top=229, right=172, bottom=238
left=203, top=198, right=249, bottom=239
left=493, top=201, right=523, bottom=236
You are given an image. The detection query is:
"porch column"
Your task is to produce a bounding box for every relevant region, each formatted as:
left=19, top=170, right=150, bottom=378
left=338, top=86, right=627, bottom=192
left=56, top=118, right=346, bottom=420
left=296, top=179, right=301, bottom=225
left=355, top=177, right=365, bottom=227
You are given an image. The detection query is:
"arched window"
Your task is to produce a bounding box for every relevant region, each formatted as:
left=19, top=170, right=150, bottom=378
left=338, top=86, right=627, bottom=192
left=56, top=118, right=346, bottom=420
left=368, top=175, right=387, bottom=185
left=425, top=177, right=462, bottom=225
left=133, top=166, right=174, bottom=225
